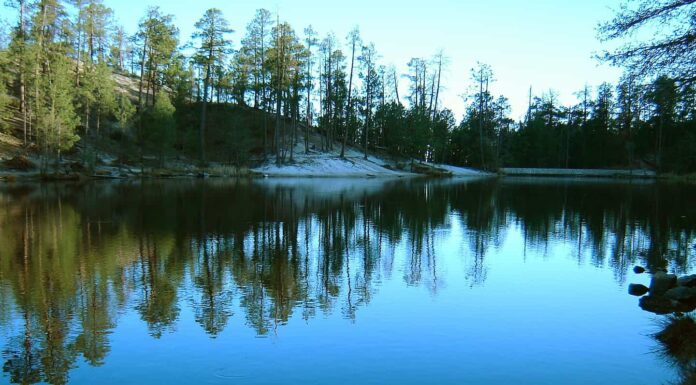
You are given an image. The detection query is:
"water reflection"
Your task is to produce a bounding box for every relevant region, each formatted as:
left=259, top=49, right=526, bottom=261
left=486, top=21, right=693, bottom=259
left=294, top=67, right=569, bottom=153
left=652, top=315, right=696, bottom=385
left=0, top=178, right=694, bottom=384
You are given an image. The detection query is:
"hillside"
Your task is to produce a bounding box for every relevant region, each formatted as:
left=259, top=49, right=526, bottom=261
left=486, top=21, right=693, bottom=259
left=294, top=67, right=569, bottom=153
left=253, top=132, right=487, bottom=177
left=0, top=74, right=487, bottom=180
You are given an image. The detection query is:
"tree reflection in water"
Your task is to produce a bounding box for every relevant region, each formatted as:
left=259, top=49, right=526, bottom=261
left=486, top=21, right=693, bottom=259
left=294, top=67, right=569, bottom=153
left=653, top=315, right=696, bottom=385
left=0, top=178, right=693, bottom=384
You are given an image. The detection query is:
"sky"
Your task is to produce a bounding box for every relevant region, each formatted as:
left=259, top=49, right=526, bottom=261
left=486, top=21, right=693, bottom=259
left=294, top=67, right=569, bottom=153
left=2, top=0, right=626, bottom=120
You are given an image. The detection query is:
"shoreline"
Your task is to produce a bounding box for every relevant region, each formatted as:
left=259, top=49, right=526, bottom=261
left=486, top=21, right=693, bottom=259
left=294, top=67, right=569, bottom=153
left=4, top=160, right=694, bottom=183
left=499, top=167, right=657, bottom=178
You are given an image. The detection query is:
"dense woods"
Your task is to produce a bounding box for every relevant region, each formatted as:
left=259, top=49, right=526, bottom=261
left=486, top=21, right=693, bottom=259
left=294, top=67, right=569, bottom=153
left=0, top=0, right=694, bottom=172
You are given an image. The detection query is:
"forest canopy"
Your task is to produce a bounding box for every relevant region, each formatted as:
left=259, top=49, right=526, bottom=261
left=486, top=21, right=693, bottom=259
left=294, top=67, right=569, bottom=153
left=0, top=0, right=693, bottom=172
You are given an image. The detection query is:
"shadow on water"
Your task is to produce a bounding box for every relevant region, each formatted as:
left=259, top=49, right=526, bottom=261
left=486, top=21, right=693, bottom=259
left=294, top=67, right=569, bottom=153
left=0, top=177, right=694, bottom=384
left=651, top=315, right=696, bottom=385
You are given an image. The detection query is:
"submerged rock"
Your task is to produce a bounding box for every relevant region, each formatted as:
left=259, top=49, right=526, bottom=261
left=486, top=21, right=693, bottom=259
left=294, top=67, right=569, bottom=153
left=633, top=266, right=646, bottom=274
left=628, top=284, right=650, bottom=296
left=650, top=272, right=678, bottom=295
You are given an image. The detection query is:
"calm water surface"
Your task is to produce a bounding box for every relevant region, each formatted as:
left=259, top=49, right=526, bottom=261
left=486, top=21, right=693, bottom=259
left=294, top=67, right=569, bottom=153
left=0, top=178, right=695, bottom=385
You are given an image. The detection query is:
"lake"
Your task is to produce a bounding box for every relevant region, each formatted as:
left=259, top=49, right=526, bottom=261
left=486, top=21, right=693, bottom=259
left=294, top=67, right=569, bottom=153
left=0, top=177, right=694, bottom=385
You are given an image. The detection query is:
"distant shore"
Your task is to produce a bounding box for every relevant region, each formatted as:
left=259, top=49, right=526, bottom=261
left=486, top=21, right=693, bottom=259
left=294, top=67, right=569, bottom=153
left=499, top=168, right=657, bottom=178
left=4, top=153, right=694, bottom=183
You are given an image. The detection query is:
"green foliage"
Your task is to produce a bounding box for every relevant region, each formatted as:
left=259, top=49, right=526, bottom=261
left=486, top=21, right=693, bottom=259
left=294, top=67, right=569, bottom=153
left=166, top=54, right=195, bottom=105
left=191, top=8, right=234, bottom=163
left=143, top=91, right=176, bottom=163
left=88, top=61, right=117, bottom=132
left=0, top=50, right=12, bottom=133
left=0, top=89, right=11, bottom=134
left=114, top=92, right=135, bottom=133
left=192, top=8, right=233, bottom=70
left=136, top=7, right=179, bottom=107
left=174, top=103, right=261, bottom=165
left=35, top=47, right=80, bottom=156
left=498, top=77, right=696, bottom=173
left=0, top=0, right=693, bottom=174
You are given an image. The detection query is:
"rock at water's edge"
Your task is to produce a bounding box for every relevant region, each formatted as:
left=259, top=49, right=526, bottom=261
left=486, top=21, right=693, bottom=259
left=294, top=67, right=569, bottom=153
left=650, top=272, right=678, bottom=296
left=640, top=296, right=678, bottom=315
left=664, top=286, right=696, bottom=301
left=628, top=284, right=650, bottom=296
left=677, top=274, right=696, bottom=288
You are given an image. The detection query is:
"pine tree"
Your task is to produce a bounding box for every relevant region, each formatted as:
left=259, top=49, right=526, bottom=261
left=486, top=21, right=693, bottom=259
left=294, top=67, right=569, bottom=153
left=192, top=8, right=233, bottom=164
left=341, top=27, right=360, bottom=158
left=90, top=60, right=116, bottom=135
left=36, top=52, right=80, bottom=160
left=149, top=90, right=175, bottom=164
left=303, top=25, right=317, bottom=154
left=6, top=0, right=30, bottom=143
left=0, top=49, right=12, bottom=133
left=136, top=7, right=178, bottom=109
left=28, top=0, right=80, bottom=161
left=114, top=92, right=135, bottom=134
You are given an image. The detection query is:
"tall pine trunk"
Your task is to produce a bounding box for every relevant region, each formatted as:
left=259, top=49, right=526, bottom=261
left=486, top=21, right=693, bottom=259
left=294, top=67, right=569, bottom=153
left=199, top=50, right=212, bottom=165
left=341, top=37, right=357, bottom=159
left=19, top=0, right=27, bottom=146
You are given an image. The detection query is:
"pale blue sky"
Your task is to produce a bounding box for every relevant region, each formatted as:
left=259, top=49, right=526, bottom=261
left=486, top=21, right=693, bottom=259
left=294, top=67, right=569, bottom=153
left=2, top=0, right=626, bottom=120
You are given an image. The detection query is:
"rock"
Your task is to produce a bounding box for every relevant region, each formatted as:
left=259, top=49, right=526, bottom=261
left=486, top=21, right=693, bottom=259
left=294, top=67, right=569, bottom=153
left=677, top=274, right=696, bottom=288
left=3, top=155, right=36, bottom=171
left=411, top=163, right=453, bottom=177
left=69, top=162, right=87, bottom=172
left=633, top=266, right=646, bottom=274
left=639, top=295, right=696, bottom=315
left=628, top=284, right=650, bottom=296
left=650, top=272, right=678, bottom=295
left=665, top=286, right=696, bottom=301
left=640, top=295, right=679, bottom=315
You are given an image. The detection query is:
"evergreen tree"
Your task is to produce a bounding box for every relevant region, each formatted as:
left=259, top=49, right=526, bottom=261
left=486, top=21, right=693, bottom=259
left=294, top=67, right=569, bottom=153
left=148, top=90, right=175, bottom=164
left=135, top=7, right=178, bottom=109
left=192, top=8, right=233, bottom=164
left=114, top=92, right=135, bottom=133
left=0, top=49, right=12, bottom=133
left=36, top=52, right=80, bottom=160
left=358, top=42, right=379, bottom=159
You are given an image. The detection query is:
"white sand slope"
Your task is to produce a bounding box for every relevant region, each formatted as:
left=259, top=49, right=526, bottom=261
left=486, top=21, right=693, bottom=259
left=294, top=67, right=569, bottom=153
left=254, top=154, right=409, bottom=177
left=251, top=130, right=491, bottom=177
left=422, top=162, right=492, bottom=177
left=253, top=140, right=489, bottom=178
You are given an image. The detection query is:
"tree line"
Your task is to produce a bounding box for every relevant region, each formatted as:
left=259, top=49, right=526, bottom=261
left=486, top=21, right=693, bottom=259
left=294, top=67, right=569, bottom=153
left=0, top=0, right=693, bottom=172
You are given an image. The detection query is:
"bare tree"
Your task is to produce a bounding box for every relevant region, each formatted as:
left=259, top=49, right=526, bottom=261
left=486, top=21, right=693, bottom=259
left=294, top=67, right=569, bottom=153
left=598, top=0, right=696, bottom=84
